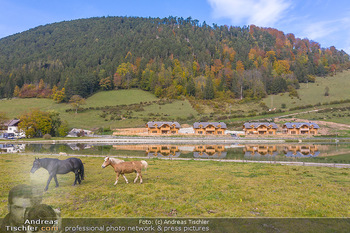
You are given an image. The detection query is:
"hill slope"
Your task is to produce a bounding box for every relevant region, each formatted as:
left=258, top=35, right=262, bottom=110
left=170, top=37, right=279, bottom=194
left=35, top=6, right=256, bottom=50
left=0, top=16, right=349, bottom=101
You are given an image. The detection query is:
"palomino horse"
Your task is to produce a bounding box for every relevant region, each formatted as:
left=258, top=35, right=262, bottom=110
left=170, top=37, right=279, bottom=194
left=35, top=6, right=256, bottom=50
left=101, top=157, right=148, bottom=185
left=30, top=157, right=84, bottom=191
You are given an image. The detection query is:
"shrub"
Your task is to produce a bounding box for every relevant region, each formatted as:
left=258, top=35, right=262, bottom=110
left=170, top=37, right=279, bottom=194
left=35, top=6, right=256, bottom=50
left=43, top=134, right=52, bottom=139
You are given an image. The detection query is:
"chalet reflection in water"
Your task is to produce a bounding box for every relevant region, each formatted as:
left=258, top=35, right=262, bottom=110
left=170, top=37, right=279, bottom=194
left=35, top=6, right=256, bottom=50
left=244, top=145, right=278, bottom=158
left=193, top=145, right=227, bottom=158
left=147, top=145, right=181, bottom=158
left=244, top=145, right=320, bottom=158
left=283, top=145, right=320, bottom=157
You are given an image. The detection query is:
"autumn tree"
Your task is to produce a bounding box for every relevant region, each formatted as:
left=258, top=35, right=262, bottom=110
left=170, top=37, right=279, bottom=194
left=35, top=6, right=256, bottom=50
left=53, top=87, right=66, bottom=103
left=18, top=109, right=53, bottom=138
left=0, top=112, right=8, bottom=126
left=69, top=95, right=86, bottom=114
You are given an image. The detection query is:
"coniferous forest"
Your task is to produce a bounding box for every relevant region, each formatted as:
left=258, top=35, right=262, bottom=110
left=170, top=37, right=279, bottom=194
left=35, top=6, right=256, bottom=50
left=0, top=16, right=349, bottom=102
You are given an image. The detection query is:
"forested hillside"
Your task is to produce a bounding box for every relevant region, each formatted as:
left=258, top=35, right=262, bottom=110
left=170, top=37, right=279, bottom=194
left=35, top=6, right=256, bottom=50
left=0, top=16, right=349, bottom=101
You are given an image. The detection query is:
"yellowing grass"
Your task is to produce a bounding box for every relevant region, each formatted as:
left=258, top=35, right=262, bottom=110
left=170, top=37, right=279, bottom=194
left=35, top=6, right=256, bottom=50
left=1, top=154, right=349, bottom=218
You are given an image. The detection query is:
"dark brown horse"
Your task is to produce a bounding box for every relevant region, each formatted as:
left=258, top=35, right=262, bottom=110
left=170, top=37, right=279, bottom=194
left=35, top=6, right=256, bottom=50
left=101, top=157, right=147, bottom=185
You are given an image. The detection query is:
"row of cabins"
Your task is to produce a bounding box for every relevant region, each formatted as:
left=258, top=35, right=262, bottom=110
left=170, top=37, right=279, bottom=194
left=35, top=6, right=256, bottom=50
left=146, top=121, right=227, bottom=135
left=243, top=122, right=319, bottom=135
left=146, top=121, right=320, bottom=135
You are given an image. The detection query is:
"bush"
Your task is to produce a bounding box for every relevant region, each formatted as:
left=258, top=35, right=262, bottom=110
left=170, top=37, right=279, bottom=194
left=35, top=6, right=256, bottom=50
left=43, top=134, right=52, bottom=139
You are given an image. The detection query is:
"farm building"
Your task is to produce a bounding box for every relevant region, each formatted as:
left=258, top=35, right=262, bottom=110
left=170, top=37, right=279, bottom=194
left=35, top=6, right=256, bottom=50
left=282, top=122, right=319, bottom=135
left=193, top=122, right=227, bottom=135
left=243, top=122, right=278, bottom=135
left=146, top=121, right=181, bottom=135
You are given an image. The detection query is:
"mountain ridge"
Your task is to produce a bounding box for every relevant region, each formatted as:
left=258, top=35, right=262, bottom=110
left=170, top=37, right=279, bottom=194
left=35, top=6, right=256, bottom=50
left=0, top=16, right=348, bottom=101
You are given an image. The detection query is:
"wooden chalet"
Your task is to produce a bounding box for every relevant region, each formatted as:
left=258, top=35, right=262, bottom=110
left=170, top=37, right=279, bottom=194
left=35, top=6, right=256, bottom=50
left=243, top=122, right=278, bottom=135
left=146, top=121, right=180, bottom=135
left=282, top=122, right=319, bottom=135
left=193, top=122, right=227, bottom=135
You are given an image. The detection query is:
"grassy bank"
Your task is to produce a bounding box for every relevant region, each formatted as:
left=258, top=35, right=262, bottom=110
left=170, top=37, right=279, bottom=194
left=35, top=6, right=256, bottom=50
left=0, top=154, right=349, bottom=218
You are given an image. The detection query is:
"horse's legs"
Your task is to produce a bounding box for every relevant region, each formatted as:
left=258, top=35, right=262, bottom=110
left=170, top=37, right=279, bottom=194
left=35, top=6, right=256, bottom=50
left=73, top=170, right=80, bottom=185
left=53, top=175, right=59, bottom=188
left=122, top=174, right=129, bottom=183
left=134, top=172, right=140, bottom=183
left=45, top=175, right=54, bottom=191
left=139, top=172, right=143, bottom=184
left=76, top=170, right=81, bottom=184
left=114, top=173, right=120, bottom=185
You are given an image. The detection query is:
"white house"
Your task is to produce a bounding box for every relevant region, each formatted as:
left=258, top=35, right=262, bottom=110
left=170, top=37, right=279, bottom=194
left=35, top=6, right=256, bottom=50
left=1, top=119, right=26, bottom=138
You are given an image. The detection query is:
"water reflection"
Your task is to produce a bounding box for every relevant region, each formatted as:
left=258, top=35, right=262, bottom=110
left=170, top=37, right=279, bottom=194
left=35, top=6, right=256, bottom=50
left=283, top=145, right=320, bottom=157
left=193, top=145, right=227, bottom=158
left=244, top=145, right=278, bottom=158
left=0, top=144, right=25, bottom=153
left=2, top=143, right=348, bottom=162
left=146, top=145, right=181, bottom=158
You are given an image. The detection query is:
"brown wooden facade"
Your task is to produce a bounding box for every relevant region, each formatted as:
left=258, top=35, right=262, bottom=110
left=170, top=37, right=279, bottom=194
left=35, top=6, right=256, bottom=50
left=193, top=122, right=226, bottom=135
left=282, top=123, right=319, bottom=135
left=243, top=122, right=278, bottom=135
left=146, top=121, right=180, bottom=135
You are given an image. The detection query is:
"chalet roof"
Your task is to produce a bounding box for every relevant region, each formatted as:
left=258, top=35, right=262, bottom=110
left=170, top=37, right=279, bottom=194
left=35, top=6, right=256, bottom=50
left=243, top=122, right=278, bottom=129
left=283, top=122, right=320, bottom=129
left=147, top=121, right=181, bottom=129
left=3, top=119, right=20, bottom=127
left=193, top=122, right=227, bottom=129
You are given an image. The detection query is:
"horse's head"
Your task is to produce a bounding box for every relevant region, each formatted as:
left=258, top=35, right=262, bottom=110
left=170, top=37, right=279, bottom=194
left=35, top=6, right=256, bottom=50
left=30, top=158, right=41, bottom=173
left=101, top=157, right=111, bottom=168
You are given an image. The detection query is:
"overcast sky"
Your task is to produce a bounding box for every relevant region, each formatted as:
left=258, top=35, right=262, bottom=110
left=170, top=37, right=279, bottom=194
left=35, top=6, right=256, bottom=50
left=1, top=0, right=349, bottom=53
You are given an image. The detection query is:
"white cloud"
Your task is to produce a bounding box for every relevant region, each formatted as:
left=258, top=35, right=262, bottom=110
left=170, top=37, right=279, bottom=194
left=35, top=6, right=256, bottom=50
left=301, top=16, right=350, bottom=53
left=207, top=0, right=291, bottom=27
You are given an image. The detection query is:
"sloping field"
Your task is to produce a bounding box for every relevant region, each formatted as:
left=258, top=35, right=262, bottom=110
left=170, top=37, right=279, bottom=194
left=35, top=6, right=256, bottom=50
left=263, top=70, right=350, bottom=110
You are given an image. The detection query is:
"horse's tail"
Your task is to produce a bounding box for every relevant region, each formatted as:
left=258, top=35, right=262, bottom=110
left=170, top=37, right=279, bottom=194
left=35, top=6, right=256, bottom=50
left=80, top=161, right=85, bottom=180
left=141, top=160, right=148, bottom=171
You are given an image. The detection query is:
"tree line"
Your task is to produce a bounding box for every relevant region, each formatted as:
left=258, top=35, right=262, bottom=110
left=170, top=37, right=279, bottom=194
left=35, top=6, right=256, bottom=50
left=0, top=16, right=349, bottom=101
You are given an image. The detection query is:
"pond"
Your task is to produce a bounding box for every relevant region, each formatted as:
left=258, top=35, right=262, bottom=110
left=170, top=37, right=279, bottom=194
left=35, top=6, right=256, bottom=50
left=1, top=142, right=350, bottom=164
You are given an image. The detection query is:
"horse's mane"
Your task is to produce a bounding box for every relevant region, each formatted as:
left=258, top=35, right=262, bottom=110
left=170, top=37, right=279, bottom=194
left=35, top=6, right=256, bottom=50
left=109, top=157, right=124, bottom=165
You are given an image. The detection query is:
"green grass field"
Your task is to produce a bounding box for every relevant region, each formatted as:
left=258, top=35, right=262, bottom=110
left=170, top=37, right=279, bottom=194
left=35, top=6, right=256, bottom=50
left=1, top=154, right=349, bottom=218
left=0, top=89, right=198, bottom=129
left=263, top=70, right=350, bottom=110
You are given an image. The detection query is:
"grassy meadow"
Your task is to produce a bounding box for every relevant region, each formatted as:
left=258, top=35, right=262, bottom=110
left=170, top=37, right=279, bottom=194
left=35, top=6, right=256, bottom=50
left=262, top=70, right=350, bottom=110
left=0, top=71, right=350, bottom=131
left=1, top=154, right=349, bottom=218
left=0, top=89, right=198, bottom=129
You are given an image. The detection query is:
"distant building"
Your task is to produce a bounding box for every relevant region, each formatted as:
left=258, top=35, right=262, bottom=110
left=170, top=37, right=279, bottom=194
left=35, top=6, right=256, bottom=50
left=193, top=122, right=227, bottom=135
left=146, top=121, right=181, bottom=135
left=243, top=122, right=278, bottom=135
left=67, top=128, right=93, bottom=137
left=282, top=122, right=319, bottom=135
left=0, top=119, right=25, bottom=138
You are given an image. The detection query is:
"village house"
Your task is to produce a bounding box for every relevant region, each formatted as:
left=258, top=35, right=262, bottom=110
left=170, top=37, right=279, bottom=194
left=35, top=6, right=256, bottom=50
left=282, top=122, right=319, bottom=135
left=146, top=121, right=181, bottom=135
left=243, top=122, right=278, bottom=135
left=193, top=122, right=227, bottom=135
left=0, top=119, right=25, bottom=138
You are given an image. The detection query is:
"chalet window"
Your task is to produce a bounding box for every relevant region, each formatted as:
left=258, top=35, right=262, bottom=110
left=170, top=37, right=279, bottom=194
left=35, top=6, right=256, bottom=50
left=217, top=131, right=222, bottom=134
left=269, top=131, right=273, bottom=134
left=291, top=131, right=296, bottom=134
left=152, top=131, right=157, bottom=133
left=171, top=131, right=176, bottom=134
